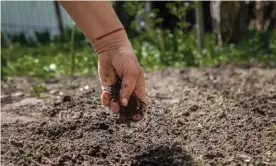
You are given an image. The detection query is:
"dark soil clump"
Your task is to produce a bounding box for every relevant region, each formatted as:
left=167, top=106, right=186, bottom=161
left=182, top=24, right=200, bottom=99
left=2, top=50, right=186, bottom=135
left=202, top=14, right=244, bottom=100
left=104, top=76, right=144, bottom=122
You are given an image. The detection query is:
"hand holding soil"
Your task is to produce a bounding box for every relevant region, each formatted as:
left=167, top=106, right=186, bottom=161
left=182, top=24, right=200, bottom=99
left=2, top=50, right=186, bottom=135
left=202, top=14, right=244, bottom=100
left=98, top=45, right=146, bottom=121
left=60, top=1, right=146, bottom=121
left=92, top=27, right=147, bottom=122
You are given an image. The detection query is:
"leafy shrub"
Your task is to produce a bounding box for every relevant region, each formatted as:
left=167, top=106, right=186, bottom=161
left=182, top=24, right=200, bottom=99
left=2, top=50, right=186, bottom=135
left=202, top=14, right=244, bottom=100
left=1, top=1, right=276, bottom=78
left=2, top=29, right=275, bottom=78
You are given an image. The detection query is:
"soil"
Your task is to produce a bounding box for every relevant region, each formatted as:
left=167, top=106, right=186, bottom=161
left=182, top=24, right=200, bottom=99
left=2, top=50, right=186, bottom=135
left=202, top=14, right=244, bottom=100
left=1, top=65, right=276, bottom=166
left=104, top=76, right=144, bottom=122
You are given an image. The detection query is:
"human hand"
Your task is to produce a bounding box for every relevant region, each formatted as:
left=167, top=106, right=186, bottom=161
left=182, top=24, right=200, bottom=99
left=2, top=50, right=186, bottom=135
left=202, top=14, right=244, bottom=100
left=93, top=30, right=146, bottom=121
left=59, top=1, right=146, bottom=120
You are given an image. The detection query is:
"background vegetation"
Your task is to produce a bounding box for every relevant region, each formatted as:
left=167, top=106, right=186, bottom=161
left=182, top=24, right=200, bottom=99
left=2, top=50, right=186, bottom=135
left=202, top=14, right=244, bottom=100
left=1, top=1, right=276, bottom=78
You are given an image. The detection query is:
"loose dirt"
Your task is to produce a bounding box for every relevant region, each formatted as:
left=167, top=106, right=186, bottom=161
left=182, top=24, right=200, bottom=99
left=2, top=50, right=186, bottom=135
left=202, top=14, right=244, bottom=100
left=104, top=76, right=144, bottom=122
left=1, top=65, right=276, bottom=166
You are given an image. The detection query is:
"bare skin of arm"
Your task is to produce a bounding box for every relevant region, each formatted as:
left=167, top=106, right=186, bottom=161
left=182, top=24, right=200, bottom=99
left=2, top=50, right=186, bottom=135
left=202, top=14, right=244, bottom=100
left=59, top=1, right=146, bottom=120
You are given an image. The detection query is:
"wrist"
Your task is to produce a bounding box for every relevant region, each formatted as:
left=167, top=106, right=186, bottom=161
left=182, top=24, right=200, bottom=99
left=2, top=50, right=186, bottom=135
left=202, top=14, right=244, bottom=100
left=92, top=29, right=132, bottom=55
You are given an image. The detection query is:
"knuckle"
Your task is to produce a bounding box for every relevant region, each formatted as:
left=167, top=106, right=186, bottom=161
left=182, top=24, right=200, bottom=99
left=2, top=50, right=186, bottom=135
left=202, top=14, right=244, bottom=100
left=139, top=67, right=144, bottom=74
left=128, top=67, right=140, bottom=76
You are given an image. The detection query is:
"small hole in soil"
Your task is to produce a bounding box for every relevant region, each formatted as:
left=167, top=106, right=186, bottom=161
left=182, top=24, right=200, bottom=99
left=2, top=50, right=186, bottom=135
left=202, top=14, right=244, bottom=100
left=132, top=145, right=195, bottom=166
left=62, top=95, right=72, bottom=102
left=98, top=123, right=109, bottom=130
left=108, top=128, right=114, bottom=134
left=101, top=152, right=107, bottom=159
left=189, top=105, right=199, bottom=112
left=88, top=146, right=100, bottom=157
left=115, top=158, right=120, bottom=162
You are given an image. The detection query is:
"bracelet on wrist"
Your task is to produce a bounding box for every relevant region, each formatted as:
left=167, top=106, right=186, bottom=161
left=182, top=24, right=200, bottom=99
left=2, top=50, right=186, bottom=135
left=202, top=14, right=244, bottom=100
left=92, top=27, right=125, bottom=43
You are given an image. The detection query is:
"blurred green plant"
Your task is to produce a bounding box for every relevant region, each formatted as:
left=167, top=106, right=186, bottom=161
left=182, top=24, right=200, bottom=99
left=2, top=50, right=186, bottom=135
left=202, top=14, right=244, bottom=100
left=30, top=84, right=47, bottom=98
left=2, top=29, right=275, bottom=79
left=1, top=42, right=97, bottom=78
left=1, top=2, right=276, bottom=79
left=166, top=1, right=195, bottom=30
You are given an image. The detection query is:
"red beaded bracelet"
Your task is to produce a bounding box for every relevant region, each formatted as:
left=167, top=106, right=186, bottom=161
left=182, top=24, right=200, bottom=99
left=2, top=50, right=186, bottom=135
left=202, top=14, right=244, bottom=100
left=92, top=27, right=125, bottom=43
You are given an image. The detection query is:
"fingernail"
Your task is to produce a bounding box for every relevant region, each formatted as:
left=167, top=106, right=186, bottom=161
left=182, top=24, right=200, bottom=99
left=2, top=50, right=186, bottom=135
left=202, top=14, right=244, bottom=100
left=103, top=92, right=108, bottom=97
left=122, top=98, right=128, bottom=106
left=132, top=114, right=143, bottom=121
left=112, top=102, right=119, bottom=113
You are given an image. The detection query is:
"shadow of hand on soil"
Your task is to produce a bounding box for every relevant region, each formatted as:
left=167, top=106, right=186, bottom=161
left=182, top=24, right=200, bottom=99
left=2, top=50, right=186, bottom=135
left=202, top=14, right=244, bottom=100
left=132, top=145, right=196, bottom=166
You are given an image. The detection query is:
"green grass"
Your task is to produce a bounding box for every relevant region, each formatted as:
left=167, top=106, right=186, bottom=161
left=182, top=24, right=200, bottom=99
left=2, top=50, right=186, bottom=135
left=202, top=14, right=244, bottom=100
left=2, top=1, right=276, bottom=78
left=1, top=29, right=276, bottom=79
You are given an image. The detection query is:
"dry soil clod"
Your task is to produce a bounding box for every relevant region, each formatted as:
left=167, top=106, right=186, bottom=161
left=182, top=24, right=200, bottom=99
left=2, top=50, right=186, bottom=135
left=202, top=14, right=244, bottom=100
left=8, top=137, right=24, bottom=148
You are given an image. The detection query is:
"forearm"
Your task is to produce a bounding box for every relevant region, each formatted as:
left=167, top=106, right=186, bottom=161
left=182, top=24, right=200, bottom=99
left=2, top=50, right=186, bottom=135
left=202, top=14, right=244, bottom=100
left=59, top=1, right=123, bottom=42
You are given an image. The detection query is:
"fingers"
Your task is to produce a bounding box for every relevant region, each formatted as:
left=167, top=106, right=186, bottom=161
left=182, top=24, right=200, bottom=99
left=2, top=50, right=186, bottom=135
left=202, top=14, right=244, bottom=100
left=101, top=91, right=111, bottom=107
left=101, top=91, right=120, bottom=113
left=133, top=70, right=147, bottom=111
left=111, top=101, right=120, bottom=113
left=119, top=63, right=140, bottom=106
left=98, top=53, right=117, bottom=109
left=132, top=114, right=144, bottom=121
